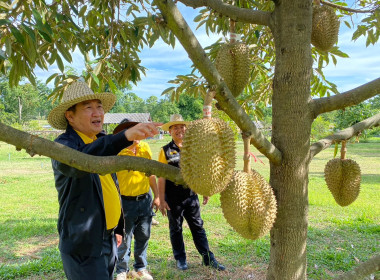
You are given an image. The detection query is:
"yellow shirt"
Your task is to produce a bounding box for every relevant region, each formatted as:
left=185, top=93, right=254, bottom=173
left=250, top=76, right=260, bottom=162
left=158, top=148, right=168, bottom=164
left=116, top=141, right=152, bottom=196
left=75, top=130, right=121, bottom=230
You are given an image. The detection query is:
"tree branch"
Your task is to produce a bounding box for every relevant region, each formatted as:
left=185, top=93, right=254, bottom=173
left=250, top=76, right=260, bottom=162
left=311, top=77, right=380, bottom=117
left=154, top=0, right=282, bottom=165
left=0, top=122, right=185, bottom=184
left=320, top=0, right=377, bottom=13
left=310, top=112, right=380, bottom=158
left=334, top=254, right=380, bottom=280
left=177, top=0, right=272, bottom=26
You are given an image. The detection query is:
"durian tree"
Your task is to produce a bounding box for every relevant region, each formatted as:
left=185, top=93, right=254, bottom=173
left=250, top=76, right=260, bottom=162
left=1, top=0, right=380, bottom=279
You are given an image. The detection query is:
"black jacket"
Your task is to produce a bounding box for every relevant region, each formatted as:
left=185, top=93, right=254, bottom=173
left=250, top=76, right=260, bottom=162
left=52, top=125, right=132, bottom=256
left=162, top=140, right=195, bottom=203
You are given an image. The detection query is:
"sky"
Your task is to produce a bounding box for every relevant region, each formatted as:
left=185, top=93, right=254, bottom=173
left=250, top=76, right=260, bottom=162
left=34, top=3, right=380, bottom=100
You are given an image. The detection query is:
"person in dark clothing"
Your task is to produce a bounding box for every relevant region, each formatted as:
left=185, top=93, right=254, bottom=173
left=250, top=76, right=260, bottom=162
left=47, top=81, right=160, bottom=280
left=157, top=114, right=225, bottom=272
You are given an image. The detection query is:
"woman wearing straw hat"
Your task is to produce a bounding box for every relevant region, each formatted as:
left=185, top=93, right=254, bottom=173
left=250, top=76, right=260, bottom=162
left=47, top=81, right=160, bottom=280
left=157, top=114, right=225, bottom=272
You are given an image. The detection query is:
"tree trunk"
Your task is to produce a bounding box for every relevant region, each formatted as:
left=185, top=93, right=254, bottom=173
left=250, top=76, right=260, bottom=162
left=267, top=1, right=313, bottom=279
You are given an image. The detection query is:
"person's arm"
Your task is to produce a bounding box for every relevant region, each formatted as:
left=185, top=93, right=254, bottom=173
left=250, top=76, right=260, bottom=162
left=149, top=175, right=160, bottom=212
left=157, top=147, right=170, bottom=216
left=158, top=177, right=170, bottom=216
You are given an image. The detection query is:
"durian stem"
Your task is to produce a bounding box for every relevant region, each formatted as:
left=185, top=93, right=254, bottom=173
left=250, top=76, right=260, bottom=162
left=340, top=140, right=347, bottom=160
left=203, top=90, right=215, bottom=119
left=230, top=19, right=236, bottom=43
left=243, top=134, right=251, bottom=174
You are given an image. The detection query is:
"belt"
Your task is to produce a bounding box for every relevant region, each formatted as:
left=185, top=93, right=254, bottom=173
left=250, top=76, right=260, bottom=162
left=121, top=193, right=149, bottom=201
left=106, top=228, right=116, bottom=236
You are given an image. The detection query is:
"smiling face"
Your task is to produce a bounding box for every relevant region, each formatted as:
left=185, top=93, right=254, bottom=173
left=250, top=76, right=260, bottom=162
left=64, top=99, right=104, bottom=139
left=169, top=124, right=186, bottom=146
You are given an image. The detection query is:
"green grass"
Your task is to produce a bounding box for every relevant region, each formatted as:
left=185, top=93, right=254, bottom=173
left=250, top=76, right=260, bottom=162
left=0, top=140, right=379, bottom=280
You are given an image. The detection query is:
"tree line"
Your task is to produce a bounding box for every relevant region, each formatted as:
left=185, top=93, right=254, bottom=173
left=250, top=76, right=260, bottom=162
left=1, top=75, right=379, bottom=140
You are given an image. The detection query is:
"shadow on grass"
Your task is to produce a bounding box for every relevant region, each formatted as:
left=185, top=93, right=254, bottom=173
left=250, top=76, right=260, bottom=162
left=1, top=218, right=378, bottom=280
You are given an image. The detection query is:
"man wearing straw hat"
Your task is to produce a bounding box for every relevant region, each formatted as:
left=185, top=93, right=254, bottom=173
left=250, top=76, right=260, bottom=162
left=157, top=114, right=225, bottom=271
left=47, top=81, right=160, bottom=280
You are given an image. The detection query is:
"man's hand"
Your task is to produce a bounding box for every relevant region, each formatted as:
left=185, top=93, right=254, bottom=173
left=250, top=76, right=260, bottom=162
left=202, top=196, right=209, bottom=205
left=115, top=233, right=123, bottom=247
left=152, top=197, right=160, bottom=213
left=125, top=123, right=162, bottom=141
left=159, top=200, right=171, bottom=216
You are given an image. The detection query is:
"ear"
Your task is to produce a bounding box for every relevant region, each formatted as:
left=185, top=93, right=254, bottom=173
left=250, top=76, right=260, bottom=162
left=65, top=110, right=74, bottom=124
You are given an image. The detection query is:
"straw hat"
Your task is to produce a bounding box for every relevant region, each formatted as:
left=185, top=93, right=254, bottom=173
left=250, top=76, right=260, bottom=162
left=47, top=81, right=116, bottom=130
left=161, top=114, right=189, bottom=131
left=113, top=118, right=139, bottom=134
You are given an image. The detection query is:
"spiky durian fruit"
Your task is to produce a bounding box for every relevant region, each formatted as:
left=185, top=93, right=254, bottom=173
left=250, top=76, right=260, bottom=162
left=311, top=5, right=340, bottom=51
left=220, top=170, right=277, bottom=240
left=215, top=42, right=250, bottom=97
left=324, top=158, right=361, bottom=206
left=180, top=118, right=236, bottom=196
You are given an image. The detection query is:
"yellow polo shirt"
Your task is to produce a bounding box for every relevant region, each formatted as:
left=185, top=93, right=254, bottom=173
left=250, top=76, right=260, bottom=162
left=116, top=141, right=152, bottom=196
left=75, top=130, right=121, bottom=230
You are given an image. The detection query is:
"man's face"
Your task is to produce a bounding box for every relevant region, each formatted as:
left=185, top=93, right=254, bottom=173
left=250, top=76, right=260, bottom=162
left=65, top=99, right=104, bottom=138
left=169, top=124, right=186, bottom=143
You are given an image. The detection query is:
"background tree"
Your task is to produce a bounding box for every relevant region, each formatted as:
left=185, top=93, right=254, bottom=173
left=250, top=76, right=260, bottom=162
left=1, top=1, right=380, bottom=280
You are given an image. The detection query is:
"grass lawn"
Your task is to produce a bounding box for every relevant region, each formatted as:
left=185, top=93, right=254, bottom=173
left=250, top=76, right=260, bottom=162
left=0, top=137, right=379, bottom=280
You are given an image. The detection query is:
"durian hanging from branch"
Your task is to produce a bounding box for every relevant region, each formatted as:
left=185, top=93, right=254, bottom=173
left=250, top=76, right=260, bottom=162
left=220, top=134, right=277, bottom=240
left=180, top=90, right=236, bottom=197
left=324, top=141, right=361, bottom=207
left=215, top=19, right=250, bottom=98
left=311, top=0, right=340, bottom=52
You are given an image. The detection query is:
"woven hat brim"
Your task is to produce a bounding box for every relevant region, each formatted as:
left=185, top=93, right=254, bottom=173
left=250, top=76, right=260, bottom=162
left=48, top=93, right=116, bottom=130
left=161, top=121, right=189, bottom=131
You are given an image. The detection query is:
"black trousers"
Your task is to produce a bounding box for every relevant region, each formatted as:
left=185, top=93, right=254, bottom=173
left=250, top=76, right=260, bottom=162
left=166, top=194, right=214, bottom=263
left=60, top=234, right=117, bottom=280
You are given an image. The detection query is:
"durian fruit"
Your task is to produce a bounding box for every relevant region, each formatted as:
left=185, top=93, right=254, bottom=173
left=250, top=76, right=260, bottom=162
left=311, top=5, right=340, bottom=52
left=220, top=169, right=277, bottom=240
left=180, top=118, right=236, bottom=196
left=215, top=42, right=250, bottom=97
left=324, top=158, right=361, bottom=206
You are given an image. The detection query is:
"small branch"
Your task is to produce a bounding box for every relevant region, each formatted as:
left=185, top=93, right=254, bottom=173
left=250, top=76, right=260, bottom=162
left=320, top=0, right=377, bottom=13
left=333, top=254, right=380, bottom=280
left=154, top=0, right=282, bottom=165
left=177, top=0, right=272, bottom=27
left=0, top=122, right=185, bottom=184
left=311, top=77, right=380, bottom=117
left=243, top=134, right=251, bottom=173
left=310, top=112, right=380, bottom=158
left=340, top=140, right=346, bottom=160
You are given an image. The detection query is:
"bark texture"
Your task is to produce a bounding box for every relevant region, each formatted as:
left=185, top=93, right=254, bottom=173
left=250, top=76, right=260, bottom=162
left=267, top=1, right=313, bottom=279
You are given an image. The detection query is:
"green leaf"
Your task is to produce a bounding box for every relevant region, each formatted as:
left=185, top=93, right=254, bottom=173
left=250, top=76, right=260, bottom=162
left=56, top=42, right=72, bottom=62
left=38, top=30, right=53, bottom=43
left=46, top=73, right=59, bottom=84
left=0, top=19, right=11, bottom=26
left=79, top=5, right=87, bottom=17
left=10, top=26, right=25, bottom=44
left=56, top=55, right=64, bottom=72
left=21, top=23, right=36, bottom=42
left=333, top=142, right=338, bottom=158
left=32, top=8, right=44, bottom=30
left=161, top=87, right=176, bottom=96
left=91, top=73, right=99, bottom=86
